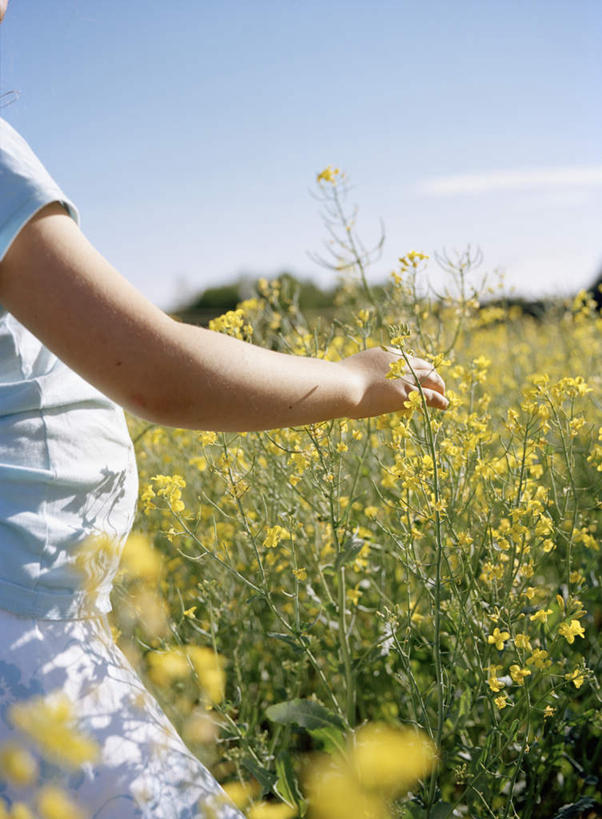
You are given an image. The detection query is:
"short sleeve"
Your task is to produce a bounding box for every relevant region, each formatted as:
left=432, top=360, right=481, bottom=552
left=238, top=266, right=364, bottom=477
left=0, top=117, right=80, bottom=263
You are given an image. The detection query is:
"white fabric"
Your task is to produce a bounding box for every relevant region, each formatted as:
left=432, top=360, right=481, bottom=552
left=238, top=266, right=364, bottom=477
left=0, top=608, right=244, bottom=818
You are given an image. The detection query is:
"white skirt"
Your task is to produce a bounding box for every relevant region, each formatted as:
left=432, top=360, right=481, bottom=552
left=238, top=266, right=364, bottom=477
left=0, top=608, right=245, bottom=818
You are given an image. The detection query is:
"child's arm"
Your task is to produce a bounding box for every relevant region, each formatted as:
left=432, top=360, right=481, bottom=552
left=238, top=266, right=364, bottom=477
left=0, top=203, right=446, bottom=431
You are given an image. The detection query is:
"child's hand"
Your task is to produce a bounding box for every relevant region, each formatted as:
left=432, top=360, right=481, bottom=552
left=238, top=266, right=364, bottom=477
left=338, top=346, right=448, bottom=419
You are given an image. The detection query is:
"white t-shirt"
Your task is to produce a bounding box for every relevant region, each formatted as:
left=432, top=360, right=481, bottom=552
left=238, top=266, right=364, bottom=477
left=0, top=117, right=138, bottom=619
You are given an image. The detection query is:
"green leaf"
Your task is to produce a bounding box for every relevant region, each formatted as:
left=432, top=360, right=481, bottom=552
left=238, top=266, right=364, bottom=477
left=430, top=803, right=455, bottom=819
left=307, top=725, right=347, bottom=755
left=265, top=698, right=346, bottom=733
left=266, top=631, right=305, bottom=655
left=457, top=688, right=472, bottom=719
left=274, top=750, right=305, bottom=808
left=240, top=756, right=277, bottom=794
left=334, top=537, right=365, bottom=571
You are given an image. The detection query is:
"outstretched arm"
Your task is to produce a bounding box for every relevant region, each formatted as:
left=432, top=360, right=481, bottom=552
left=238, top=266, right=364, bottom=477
left=0, top=203, right=447, bottom=431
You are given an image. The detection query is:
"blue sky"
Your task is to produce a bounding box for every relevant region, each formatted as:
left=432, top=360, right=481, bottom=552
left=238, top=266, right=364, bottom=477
left=1, top=0, right=601, bottom=309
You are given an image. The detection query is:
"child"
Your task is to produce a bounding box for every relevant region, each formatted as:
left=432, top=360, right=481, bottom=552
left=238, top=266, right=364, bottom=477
left=0, top=3, right=446, bottom=815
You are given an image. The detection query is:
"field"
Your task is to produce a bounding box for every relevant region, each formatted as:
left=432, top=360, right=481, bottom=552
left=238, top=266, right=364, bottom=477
left=109, top=173, right=602, bottom=819
left=1, top=171, right=599, bottom=819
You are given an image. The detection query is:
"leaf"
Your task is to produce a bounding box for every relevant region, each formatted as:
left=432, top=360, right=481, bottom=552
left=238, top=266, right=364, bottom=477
left=431, top=803, right=455, bottom=819
left=241, top=755, right=278, bottom=794
left=267, top=632, right=305, bottom=655
left=274, top=750, right=305, bottom=808
left=307, top=725, right=347, bottom=755
left=457, top=688, right=472, bottom=720
left=265, top=698, right=346, bottom=733
left=333, top=537, right=365, bottom=571
left=551, top=796, right=602, bottom=819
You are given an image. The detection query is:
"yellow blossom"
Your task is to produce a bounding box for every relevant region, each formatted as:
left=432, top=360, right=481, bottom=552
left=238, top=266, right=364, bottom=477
left=187, top=646, right=227, bottom=705
left=350, top=722, right=436, bottom=795
left=565, top=668, right=585, bottom=688
left=247, top=804, right=296, bottom=819
left=558, top=619, right=585, bottom=644
left=487, top=665, right=504, bottom=692
left=303, top=755, right=389, bottom=819
left=494, top=694, right=509, bottom=710
left=509, top=665, right=531, bottom=686
left=529, top=608, right=552, bottom=624
left=526, top=649, right=552, bottom=670
left=220, top=780, right=261, bottom=810
left=317, top=165, right=340, bottom=184
left=5, top=804, right=35, bottom=819
left=263, top=525, right=291, bottom=549
left=118, top=532, right=163, bottom=582
left=488, top=627, right=510, bottom=650
left=199, top=431, right=218, bottom=446
left=36, top=785, right=86, bottom=819
left=0, top=743, right=38, bottom=786
left=514, top=633, right=532, bottom=651
left=9, top=692, right=100, bottom=769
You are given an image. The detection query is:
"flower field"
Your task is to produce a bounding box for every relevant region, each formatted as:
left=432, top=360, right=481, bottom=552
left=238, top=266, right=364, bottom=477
left=1, top=172, right=600, bottom=818
left=110, top=177, right=601, bottom=818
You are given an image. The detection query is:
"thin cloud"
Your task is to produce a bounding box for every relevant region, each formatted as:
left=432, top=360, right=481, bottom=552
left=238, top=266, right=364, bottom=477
left=417, top=166, right=602, bottom=196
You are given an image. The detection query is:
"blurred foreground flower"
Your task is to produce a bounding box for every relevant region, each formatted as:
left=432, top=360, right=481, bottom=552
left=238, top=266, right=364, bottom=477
left=0, top=742, right=38, bottom=786
left=304, top=722, right=436, bottom=818
left=146, top=644, right=226, bottom=706
left=118, top=531, right=163, bottom=582
left=36, top=785, right=87, bottom=819
left=8, top=692, right=100, bottom=769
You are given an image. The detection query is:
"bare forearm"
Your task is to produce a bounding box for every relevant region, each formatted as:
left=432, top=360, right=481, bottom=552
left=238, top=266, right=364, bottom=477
left=132, top=320, right=360, bottom=431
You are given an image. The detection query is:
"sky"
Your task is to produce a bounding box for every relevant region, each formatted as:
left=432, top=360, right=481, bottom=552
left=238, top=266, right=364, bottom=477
left=1, top=0, right=601, bottom=310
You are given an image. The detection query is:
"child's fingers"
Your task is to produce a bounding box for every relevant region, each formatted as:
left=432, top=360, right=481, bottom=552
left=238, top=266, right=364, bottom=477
left=407, top=384, right=449, bottom=410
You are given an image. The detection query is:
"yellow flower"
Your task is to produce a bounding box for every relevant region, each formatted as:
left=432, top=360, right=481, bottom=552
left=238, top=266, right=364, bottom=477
left=543, top=705, right=556, bottom=718
left=209, top=309, right=252, bottom=341
left=73, top=533, right=121, bottom=592
left=347, top=586, right=362, bottom=606
left=187, top=646, right=227, bottom=705
left=199, top=431, right=218, bottom=446
left=494, top=694, right=509, bottom=710
left=220, top=780, right=261, bottom=810
left=565, top=668, right=585, bottom=689
left=119, top=532, right=163, bottom=582
left=526, top=649, right=551, bottom=670
left=147, top=649, right=190, bottom=688
left=522, top=587, right=536, bottom=600
left=4, top=804, right=35, bottom=819
left=509, top=665, right=531, bottom=686
left=292, top=568, right=307, bottom=582
left=263, top=525, right=291, bottom=549
left=351, top=722, right=437, bottom=795
left=514, top=633, right=532, bottom=651
left=558, top=619, right=585, bottom=644
left=36, top=785, right=86, bottom=819
left=151, top=474, right=187, bottom=513
left=189, top=455, right=207, bottom=472
left=9, top=692, right=100, bottom=769
left=529, top=608, right=552, bottom=624
left=317, top=165, right=340, bottom=184
left=247, top=802, right=297, bottom=819
left=0, top=742, right=38, bottom=786
left=487, top=665, right=504, bottom=692
left=488, top=627, right=510, bottom=650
